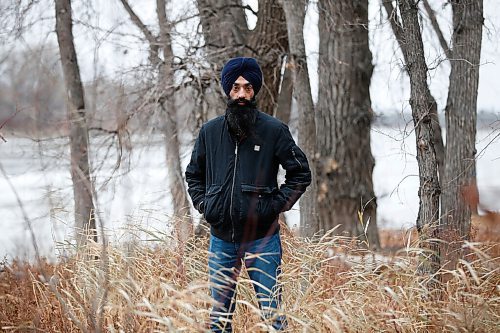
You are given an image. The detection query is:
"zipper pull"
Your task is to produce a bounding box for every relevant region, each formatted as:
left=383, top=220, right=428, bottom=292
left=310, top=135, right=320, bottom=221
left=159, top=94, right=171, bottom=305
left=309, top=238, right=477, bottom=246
left=235, top=143, right=238, bottom=155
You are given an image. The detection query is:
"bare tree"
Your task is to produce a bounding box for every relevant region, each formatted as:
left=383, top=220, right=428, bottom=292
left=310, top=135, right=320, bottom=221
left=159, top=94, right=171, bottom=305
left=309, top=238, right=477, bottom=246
left=396, top=0, right=441, bottom=273
left=441, top=0, right=483, bottom=269
left=383, top=0, right=446, bottom=183
left=55, top=0, right=97, bottom=246
left=118, top=0, right=193, bottom=243
left=0, top=46, right=66, bottom=135
left=281, top=0, right=318, bottom=237
left=384, top=0, right=484, bottom=274
left=316, top=0, right=380, bottom=247
left=157, top=0, right=193, bottom=243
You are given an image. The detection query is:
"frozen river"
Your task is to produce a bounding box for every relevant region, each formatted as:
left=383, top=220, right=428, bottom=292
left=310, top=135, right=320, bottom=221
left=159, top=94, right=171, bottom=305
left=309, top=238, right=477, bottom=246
left=1, top=124, right=499, bottom=261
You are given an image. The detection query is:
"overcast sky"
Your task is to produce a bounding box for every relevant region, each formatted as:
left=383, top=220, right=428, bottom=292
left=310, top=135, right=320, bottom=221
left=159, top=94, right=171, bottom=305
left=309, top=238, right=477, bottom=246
left=2, top=0, right=499, bottom=115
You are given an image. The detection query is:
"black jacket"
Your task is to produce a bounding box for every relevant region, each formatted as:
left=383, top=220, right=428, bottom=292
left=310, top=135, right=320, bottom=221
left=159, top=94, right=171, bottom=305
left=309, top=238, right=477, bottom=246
left=185, top=111, right=311, bottom=242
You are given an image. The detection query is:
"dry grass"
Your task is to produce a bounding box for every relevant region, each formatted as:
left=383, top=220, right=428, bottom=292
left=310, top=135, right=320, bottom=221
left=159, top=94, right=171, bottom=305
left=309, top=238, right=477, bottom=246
left=1, top=222, right=499, bottom=332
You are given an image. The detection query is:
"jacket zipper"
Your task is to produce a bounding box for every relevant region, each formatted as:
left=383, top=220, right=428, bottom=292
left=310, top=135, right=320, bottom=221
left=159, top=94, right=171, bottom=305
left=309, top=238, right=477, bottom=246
left=229, top=142, right=239, bottom=243
left=291, top=148, right=303, bottom=169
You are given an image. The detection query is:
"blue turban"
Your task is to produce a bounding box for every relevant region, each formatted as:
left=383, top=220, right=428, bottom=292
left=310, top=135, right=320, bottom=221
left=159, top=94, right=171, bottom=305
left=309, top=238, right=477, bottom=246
left=221, top=57, right=263, bottom=97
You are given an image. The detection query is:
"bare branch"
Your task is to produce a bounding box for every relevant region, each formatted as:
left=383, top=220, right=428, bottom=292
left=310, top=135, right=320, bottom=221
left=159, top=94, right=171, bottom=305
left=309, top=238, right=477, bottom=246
left=383, top=0, right=405, bottom=48
left=118, top=0, right=157, bottom=46
left=0, top=107, right=23, bottom=142
left=237, top=4, right=258, bottom=17
left=422, top=0, right=452, bottom=59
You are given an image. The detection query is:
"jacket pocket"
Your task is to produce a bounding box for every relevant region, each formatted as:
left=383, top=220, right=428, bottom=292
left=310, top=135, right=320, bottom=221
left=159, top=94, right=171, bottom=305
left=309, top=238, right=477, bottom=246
left=204, top=185, right=223, bottom=226
left=241, top=184, right=279, bottom=224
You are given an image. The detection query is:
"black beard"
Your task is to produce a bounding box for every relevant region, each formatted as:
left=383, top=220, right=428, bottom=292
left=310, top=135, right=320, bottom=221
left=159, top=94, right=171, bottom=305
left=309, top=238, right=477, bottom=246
left=226, top=98, right=257, bottom=140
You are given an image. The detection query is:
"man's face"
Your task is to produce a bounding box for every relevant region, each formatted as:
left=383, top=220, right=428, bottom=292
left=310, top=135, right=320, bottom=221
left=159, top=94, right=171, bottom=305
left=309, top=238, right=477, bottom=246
left=229, top=76, right=255, bottom=105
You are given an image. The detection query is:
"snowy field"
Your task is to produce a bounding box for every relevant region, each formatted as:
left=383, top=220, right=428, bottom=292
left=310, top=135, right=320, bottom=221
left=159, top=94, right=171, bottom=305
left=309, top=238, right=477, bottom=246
left=1, top=123, right=499, bottom=261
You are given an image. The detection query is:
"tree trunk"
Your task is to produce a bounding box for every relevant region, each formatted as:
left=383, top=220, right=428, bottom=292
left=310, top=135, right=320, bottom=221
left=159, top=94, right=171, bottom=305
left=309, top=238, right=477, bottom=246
left=248, top=0, right=288, bottom=116
left=382, top=1, right=445, bottom=183
left=398, top=0, right=441, bottom=274
left=441, top=0, right=483, bottom=269
left=197, top=0, right=248, bottom=66
left=55, top=0, right=97, bottom=246
left=275, top=60, right=293, bottom=124
left=196, top=0, right=248, bottom=120
left=282, top=0, right=318, bottom=237
left=157, top=0, right=193, bottom=243
left=317, top=0, right=379, bottom=247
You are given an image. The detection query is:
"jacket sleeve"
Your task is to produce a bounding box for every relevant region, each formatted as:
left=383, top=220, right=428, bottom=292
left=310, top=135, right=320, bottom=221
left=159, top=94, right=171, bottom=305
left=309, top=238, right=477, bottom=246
left=274, top=123, right=312, bottom=212
left=185, top=126, right=206, bottom=213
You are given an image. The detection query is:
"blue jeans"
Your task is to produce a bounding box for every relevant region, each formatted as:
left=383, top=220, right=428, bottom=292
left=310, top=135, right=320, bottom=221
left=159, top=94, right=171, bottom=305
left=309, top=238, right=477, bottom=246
left=208, top=233, right=287, bottom=332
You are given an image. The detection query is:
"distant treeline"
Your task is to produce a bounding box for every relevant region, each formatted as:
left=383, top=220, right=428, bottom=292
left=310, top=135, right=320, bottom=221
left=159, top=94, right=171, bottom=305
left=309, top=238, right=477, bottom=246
left=1, top=46, right=499, bottom=137
left=0, top=46, right=199, bottom=137
left=373, top=110, right=500, bottom=128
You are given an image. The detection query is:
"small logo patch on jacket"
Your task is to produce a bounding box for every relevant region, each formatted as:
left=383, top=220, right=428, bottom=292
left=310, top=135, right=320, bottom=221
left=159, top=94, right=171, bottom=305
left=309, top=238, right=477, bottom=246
left=254, top=145, right=260, bottom=151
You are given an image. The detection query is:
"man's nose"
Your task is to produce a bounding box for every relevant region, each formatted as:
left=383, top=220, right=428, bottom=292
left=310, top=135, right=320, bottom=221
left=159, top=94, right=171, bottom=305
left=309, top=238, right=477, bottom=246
left=237, top=88, right=246, bottom=98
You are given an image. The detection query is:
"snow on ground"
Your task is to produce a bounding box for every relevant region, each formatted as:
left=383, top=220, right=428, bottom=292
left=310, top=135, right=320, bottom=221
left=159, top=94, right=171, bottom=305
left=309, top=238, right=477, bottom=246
left=1, top=125, right=499, bottom=261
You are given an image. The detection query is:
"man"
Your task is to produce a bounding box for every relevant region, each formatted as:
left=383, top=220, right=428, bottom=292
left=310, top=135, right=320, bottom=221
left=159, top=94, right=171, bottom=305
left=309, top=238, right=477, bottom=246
left=185, top=57, right=311, bottom=332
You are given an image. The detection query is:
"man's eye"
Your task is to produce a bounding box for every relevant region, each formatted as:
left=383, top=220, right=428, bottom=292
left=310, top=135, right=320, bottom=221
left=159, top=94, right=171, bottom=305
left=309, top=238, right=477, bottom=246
left=246, top=86, right=253, bottom=91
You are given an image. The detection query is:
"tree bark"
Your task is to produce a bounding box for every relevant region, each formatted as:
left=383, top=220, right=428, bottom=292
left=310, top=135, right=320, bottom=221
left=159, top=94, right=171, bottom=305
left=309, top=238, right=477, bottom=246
left=197, top=0, right=248, bottom=66
left=317, top=0, right=379, bottom=247
left=275, top=60, right=293, bottom=123
left=398, top=0, right=441, bottom=274
left=441, top=0, right=483, bottom=269
left=383, top=0, right=445, bottom=183
left=248, top=0, right=288, bottom=116
left=55, top=0, right=97, bottom=246
left=281, top=0, right=318, bottom=237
